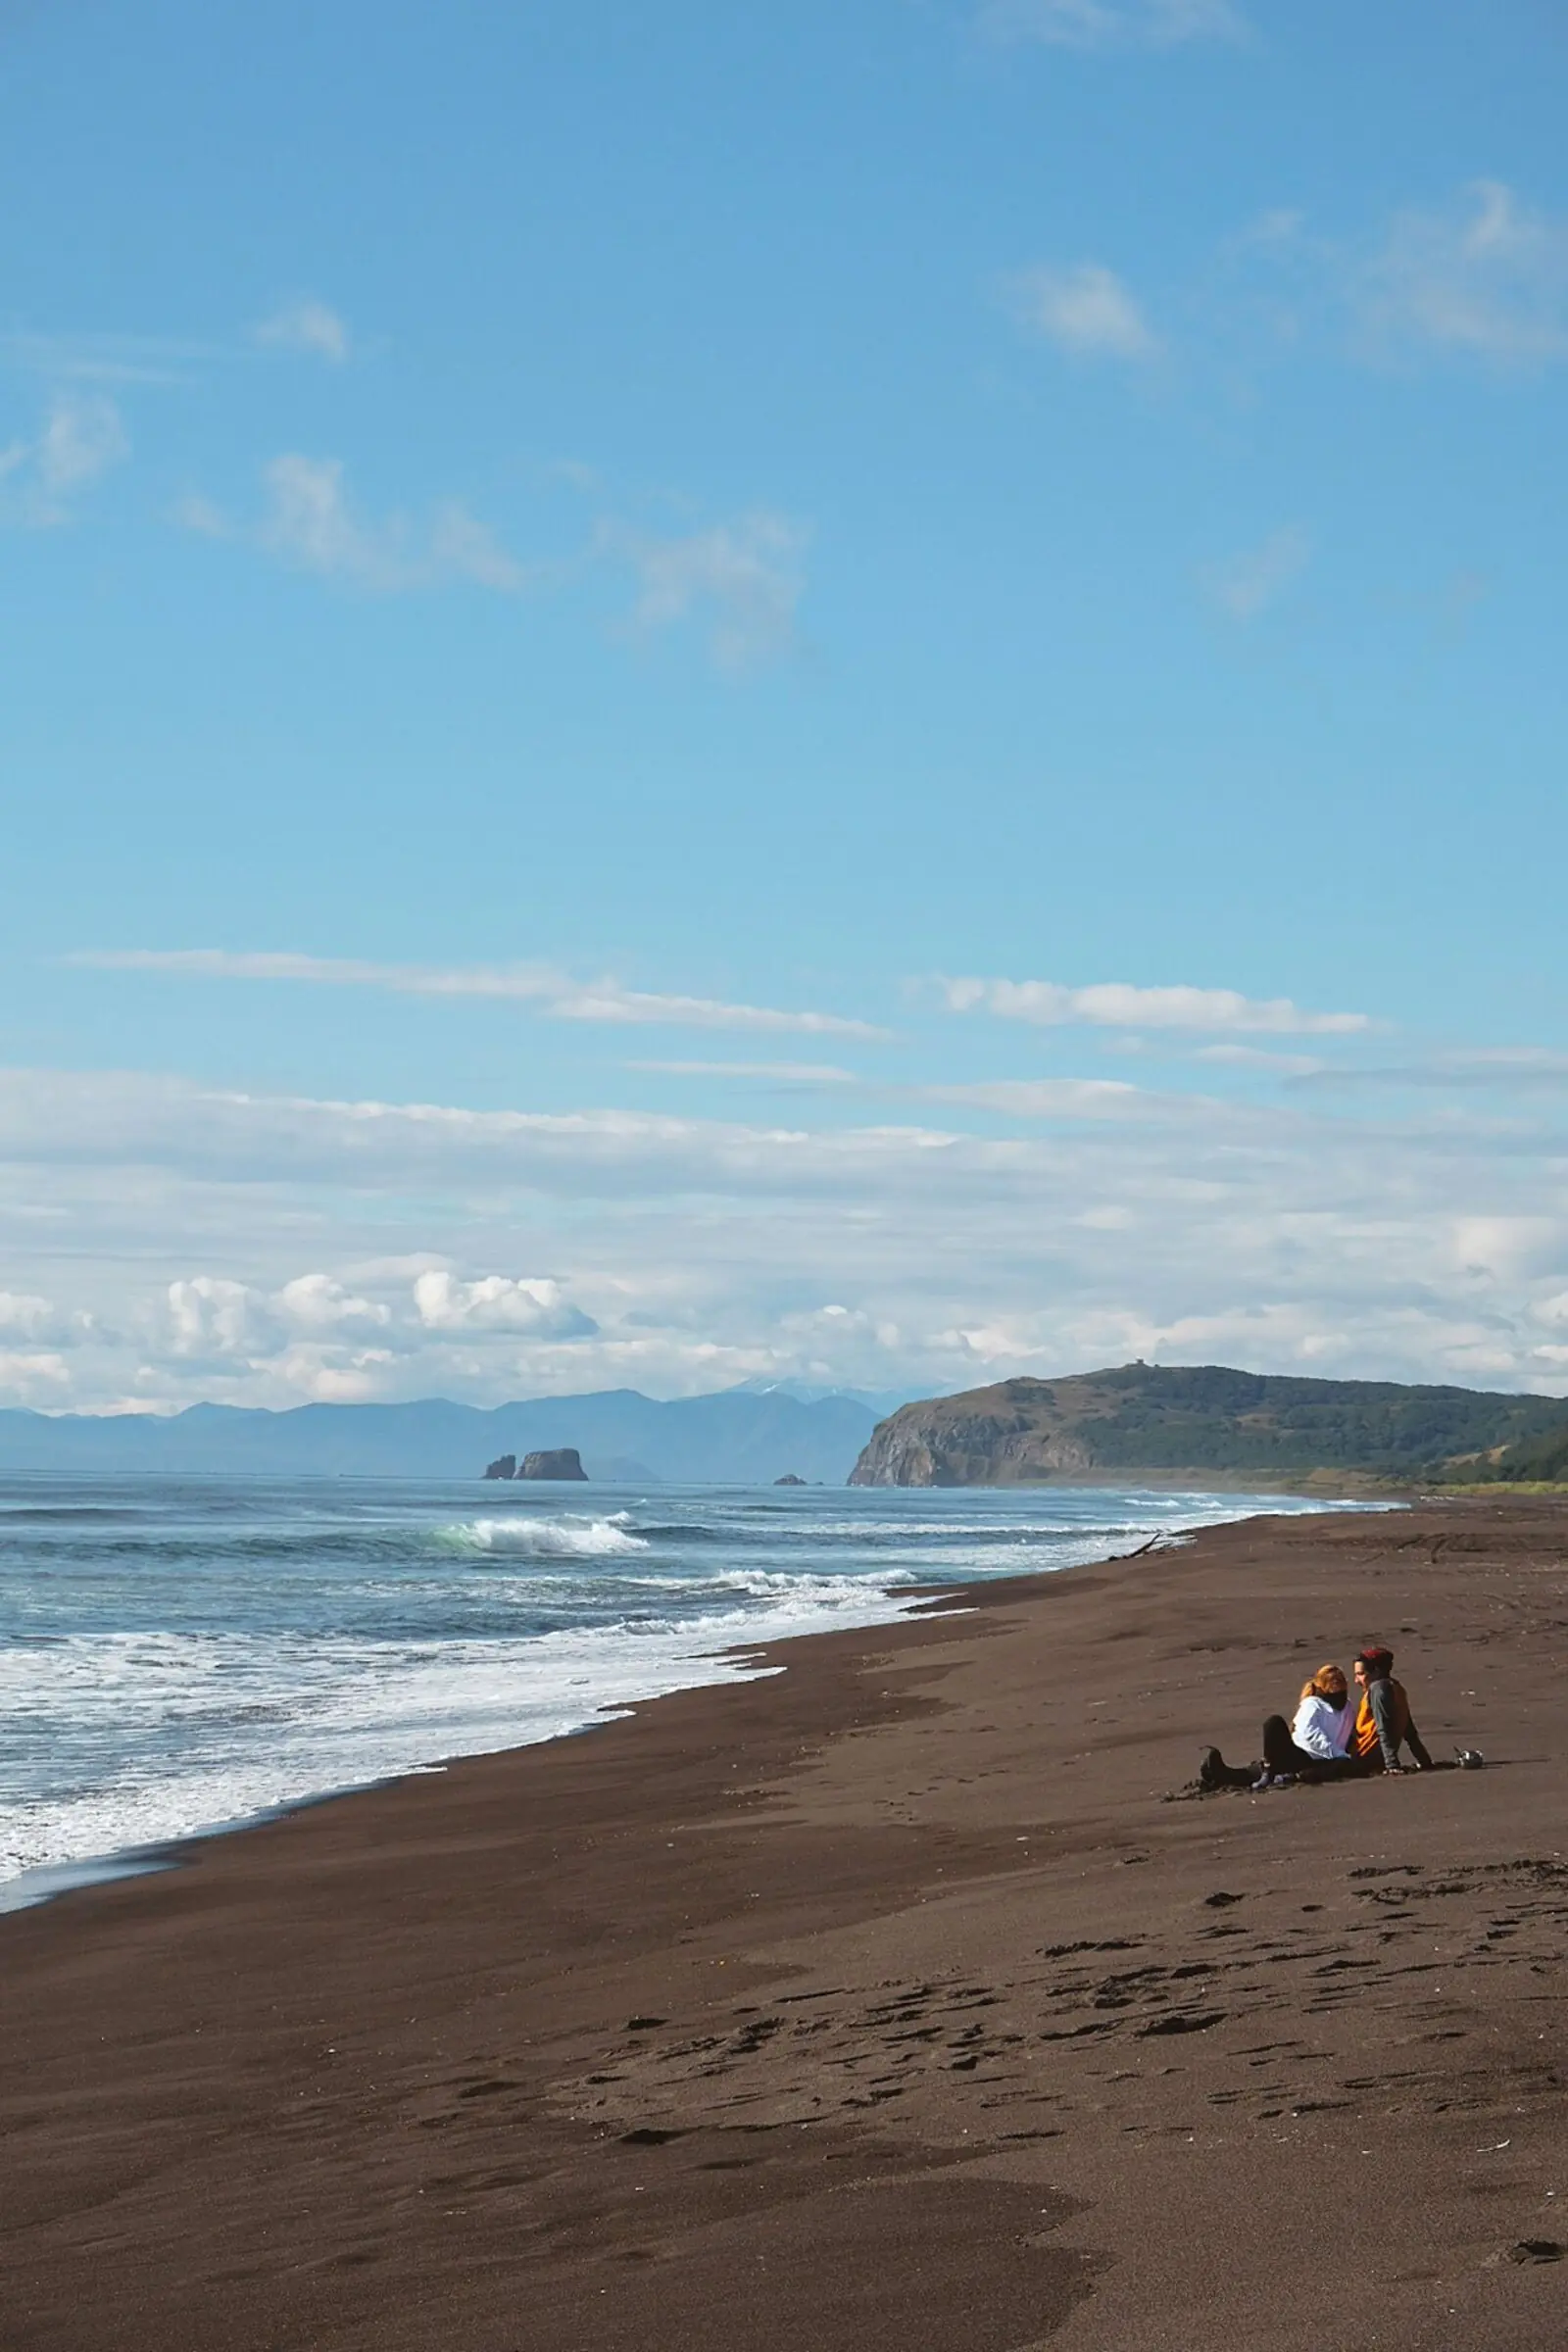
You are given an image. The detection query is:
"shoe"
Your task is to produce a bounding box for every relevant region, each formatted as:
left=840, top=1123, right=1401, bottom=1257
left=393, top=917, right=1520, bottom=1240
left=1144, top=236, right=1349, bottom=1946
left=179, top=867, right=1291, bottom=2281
left=1271, top=1773, right=1297, bottom=1788
left=1250, top=1772, right=1274, bottom=1791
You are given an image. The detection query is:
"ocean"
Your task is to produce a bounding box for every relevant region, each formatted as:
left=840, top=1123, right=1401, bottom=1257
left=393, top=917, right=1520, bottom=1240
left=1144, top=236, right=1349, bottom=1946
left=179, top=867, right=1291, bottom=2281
left=1, top=1474, right=1362, bottom=1908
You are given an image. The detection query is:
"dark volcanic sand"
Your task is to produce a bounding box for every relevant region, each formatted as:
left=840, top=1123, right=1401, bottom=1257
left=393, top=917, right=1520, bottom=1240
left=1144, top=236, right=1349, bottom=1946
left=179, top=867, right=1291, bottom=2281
left=7, top=1499, right=1568, bottom=2351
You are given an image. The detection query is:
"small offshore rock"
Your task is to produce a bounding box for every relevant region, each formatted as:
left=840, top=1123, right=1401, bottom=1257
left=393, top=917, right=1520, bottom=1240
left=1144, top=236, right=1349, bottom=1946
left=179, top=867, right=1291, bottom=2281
left=518, top=1447, right=589, bottom=1482
left=483, top=1453, right=516, bottom=1481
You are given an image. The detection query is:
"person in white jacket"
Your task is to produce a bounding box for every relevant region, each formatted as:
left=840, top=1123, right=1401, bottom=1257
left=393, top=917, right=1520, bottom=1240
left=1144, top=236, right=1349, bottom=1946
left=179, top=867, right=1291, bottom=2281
left=1200, top=1663, right=1359, bottom=1791
left=1255, top=1663, right=1358, bottom=1788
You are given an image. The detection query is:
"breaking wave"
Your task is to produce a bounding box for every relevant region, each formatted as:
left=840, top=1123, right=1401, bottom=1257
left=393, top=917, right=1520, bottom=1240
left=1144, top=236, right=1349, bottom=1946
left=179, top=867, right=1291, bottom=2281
left=450, top=1515, right=652, bottom=1559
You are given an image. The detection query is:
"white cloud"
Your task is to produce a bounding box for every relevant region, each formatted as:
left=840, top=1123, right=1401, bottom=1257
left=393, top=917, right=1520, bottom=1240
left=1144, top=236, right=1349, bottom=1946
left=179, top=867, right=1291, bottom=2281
left=182, top=456, right=805, bottom=647
left=550, top=981, right=874, bottom=1035
left=253, top=299, right=351, bottom=364
left=1204, top=524, right=1310, bottom=621
left=978, top=0, right=1247, bottom=47
left=778, top=1301, right=904, bottom=1357
left=1361, top=180, right=1568, bottom=366
left=37, top=393, right=128, bottom=492
left=127, top=1263, right=595, bottom=1398
left=0, top=1288, right=95, bottom=1347
left=270, top=1344, right=397, bottom=1403
left=618, top=511, right=808, bottom=668
left=167, top=1276, right=260, bottom=1358
left=1448, top=1217, right=1557, bottom=1282
left=1004, top=263, right=1158, bottom=361
left=412, top=1271, right=597, bottom=1339
left=68, top=950, right=887, bottom=1040
left=255, top=455, right=524, bottom=592
left=275, top=1273, right=390, bottom=1331
left=9, top=1055, right=1568, bottom=1408
left=0, top=392, right=128, bottom=525
left=941, top=976, right=1368, bottom=1035
left=259, top=456, right=395, bottom=585
left=0, top=1349, right=70, bottom=1397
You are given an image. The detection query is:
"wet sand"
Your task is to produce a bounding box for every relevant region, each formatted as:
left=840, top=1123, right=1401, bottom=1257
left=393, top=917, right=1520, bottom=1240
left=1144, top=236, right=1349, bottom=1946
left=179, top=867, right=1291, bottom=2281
left=7, top=1497, right=1568, bottom=2351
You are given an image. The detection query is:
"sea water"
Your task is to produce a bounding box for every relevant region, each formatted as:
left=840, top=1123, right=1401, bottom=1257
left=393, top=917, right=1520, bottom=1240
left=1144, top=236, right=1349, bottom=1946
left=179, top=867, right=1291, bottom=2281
left=0, top=1475, right=1361, bottom=1904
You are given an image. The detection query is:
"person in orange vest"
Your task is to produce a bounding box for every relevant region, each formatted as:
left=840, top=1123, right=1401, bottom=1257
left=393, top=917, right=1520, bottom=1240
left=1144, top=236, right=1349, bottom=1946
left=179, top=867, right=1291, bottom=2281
left=1350, top=1645, right=1433, bottom=1774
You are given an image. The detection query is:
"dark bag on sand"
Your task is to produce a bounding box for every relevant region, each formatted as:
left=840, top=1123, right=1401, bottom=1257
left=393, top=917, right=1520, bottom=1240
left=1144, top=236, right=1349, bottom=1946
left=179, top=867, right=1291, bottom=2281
left=1455, top=1747, right=1486, bottom=1770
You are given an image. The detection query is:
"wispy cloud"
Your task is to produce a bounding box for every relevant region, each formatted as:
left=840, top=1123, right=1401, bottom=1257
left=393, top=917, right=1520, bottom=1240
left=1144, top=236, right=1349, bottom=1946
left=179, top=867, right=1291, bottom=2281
left=924, top=1076, right=1162, bottom=1119
left=1003, top=263, right=1158, bottom=361
left=68, top=950, right=888, bottom=1040
left=1295, top=1049, right=1568, bottom=1093
left=0, top=328, right=219, bottom=386
left=978, top=0, right=1248, bottom=51
left=614, top=511, right=809, bottom=668
left=1204, top=523, right=1311, bottom=620
left=0, top=392, right=128, bottom=524
left=1238, top=181, right=1568, bottom=372
left=254, top=454, right=524, bottom=592
left=1359, top=180, right=1568, bottom=367
left=629, top=1059, right=858, bottom=1084
left=174, top=454, right=528, bottom=592
left=253, top=299, right=351, bottom=365
left=942, top=976, right=1368, bottom=1035
left=1194, top=1043, right=1325, bottom=1076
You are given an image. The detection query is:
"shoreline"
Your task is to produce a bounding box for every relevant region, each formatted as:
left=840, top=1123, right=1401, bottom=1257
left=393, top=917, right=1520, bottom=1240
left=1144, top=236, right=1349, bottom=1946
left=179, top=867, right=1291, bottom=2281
left=0, top=1768, right=450, bottom=1919
left=0, top=1561, right=1062, bottom=1921
left=10, top=1495, right=1567, bottom=2350
left=2, top=1484, right=1367, bottom=1918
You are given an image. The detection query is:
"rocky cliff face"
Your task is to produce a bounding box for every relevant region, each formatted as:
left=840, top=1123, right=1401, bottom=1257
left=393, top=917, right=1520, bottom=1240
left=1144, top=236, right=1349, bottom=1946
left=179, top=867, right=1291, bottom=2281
left=848, top=1360, right=1568, bottom=1488
left=849, top=1382, right=1095, bottom=1487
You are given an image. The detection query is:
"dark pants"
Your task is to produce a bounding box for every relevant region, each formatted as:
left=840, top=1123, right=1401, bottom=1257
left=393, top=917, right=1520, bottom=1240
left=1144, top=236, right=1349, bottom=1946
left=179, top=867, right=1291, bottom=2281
left=1261, top=1715, right=1361, bottom=1782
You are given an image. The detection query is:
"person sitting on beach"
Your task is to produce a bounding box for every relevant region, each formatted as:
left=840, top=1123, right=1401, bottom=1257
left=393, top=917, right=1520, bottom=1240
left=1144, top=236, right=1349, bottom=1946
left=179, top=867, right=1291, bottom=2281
left=1200, top=1663, right=1360, bottom=1792
left=1349, top=1645, right=1433, bottom=1774
left=1253, top=1663, right=1362, bottom=1789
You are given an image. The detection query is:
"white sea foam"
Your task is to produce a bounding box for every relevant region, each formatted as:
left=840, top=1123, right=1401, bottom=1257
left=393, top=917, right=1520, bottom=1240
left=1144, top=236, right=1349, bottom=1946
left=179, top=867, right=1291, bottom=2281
left=452, top=1514, right=651, bottom=1558
left=0, top=1582, right=909, bottom=1889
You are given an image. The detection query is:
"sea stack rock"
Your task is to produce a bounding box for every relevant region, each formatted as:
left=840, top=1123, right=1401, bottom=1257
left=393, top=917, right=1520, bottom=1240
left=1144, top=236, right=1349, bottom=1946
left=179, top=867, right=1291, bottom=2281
left=483, top=1453, right=517, bottom=1481
left=773, top=1473, right=808, bottom=1487
left=518, top=1447, right=589, bottom=1482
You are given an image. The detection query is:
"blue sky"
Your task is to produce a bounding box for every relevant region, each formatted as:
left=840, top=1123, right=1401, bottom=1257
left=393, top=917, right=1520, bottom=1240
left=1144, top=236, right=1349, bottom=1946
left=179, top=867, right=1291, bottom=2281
left=5, top=0, right=1568, bottom=1410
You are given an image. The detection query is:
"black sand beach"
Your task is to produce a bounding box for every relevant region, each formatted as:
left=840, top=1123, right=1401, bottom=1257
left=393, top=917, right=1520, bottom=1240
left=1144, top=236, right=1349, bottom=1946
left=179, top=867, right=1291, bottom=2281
left=7, top=1497, right=1568, bottom=2350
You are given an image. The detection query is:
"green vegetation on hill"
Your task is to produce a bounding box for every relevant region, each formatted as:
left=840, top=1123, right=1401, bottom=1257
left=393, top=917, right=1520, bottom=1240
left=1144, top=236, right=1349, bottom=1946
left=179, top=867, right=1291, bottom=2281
left=848, top=1362, right=1568, bottom=1489
left=1456, top=1421, right=1568, bottom=1486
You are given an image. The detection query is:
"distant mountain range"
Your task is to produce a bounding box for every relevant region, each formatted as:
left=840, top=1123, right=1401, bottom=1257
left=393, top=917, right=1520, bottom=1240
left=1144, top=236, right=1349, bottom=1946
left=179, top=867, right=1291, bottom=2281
left=849, top=1362, right=1568, bottom=1489
left=14, top=1364, right=1562, bottom=1493
left=0, top=1386, right=885, bottom=1487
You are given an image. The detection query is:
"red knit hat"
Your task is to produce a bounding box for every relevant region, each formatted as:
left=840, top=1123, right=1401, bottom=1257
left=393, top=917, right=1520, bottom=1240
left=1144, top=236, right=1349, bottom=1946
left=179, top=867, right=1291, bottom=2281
left=1357, top=1644, right=1394, bottom=1675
